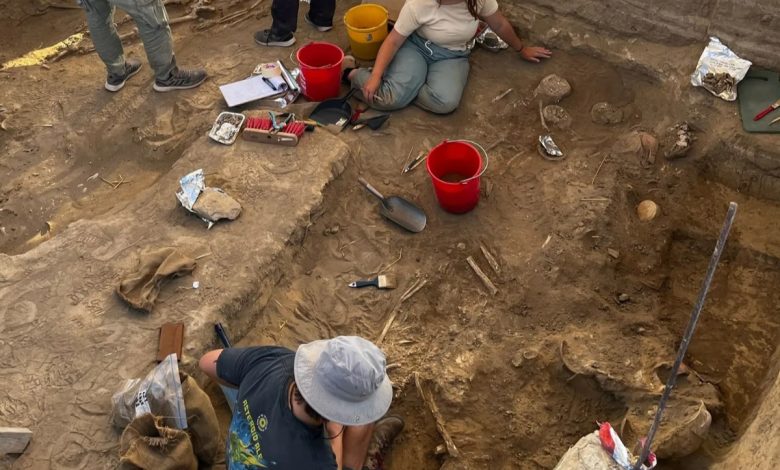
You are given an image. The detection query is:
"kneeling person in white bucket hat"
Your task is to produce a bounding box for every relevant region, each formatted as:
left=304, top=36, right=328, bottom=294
left=199, top=336, right=403, bottom=469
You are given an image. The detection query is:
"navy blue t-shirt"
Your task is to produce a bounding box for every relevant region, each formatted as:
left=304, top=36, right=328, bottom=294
left=217, top=346, right=338, bottom=469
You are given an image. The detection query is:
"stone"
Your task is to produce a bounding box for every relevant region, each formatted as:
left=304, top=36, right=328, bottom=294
left=553, top=431, right=621, bottom=470
left=456, top=242, right=466, bottom=250
left=617, top=293, right=630, bottom=303
left=543, top=105, right=572, bottom=129
left=323, top=224, right=340, bottom=235
left=590, top=102, right=623, bottom=125
left=534, top=74, right=572, bottom=104
left=663, top=122, right=694, bottom=159
left=637, top=200, right=660, bottom=221
left=627, top=401, right=712, bottom=459
left=192, top=187, right=242, bottom=222
left=511, top=351, right=524, bottom=368
left=607, top=248, right=620, bottom=259
left=610, top=130, right=658, bottom=167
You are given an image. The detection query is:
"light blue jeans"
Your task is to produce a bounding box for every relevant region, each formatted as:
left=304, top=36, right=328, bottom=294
left=351, top=33, right=471, bottom=114
left=79, top=0, right=175, bottom=80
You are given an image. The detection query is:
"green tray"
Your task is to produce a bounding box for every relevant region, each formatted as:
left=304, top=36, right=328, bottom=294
left=738, top=68, right=780, bottom=133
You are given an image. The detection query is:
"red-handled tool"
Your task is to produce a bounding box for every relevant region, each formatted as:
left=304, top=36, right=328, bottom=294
left=753, top=97, right=780, bottom=121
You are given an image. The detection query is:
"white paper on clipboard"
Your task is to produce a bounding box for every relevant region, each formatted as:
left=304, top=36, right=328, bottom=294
left=219, top=75, right=287, bottom=107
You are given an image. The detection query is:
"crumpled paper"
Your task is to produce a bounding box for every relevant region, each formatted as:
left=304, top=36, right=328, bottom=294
left=251, top=60, right=301, bottom=109
left=539, top=134, right=564, bottom=160
left=175, top=169, right=214, bottom=229
left=176, top=169, right=205, bottom=211
left=175, top=169, right=242, bottom=229
left=475, top=26, right=508, bottom=52
left=690, top=37, right=752, bottom=101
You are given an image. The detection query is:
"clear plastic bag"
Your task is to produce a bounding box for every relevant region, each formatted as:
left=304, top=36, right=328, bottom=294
left=690, top=37, right=752, bottom=101
left=111, top=353, right=188, bottom=430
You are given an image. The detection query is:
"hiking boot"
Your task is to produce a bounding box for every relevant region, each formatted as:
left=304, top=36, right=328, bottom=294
left=153, top=66, right=208, bottom=92
left=254, top=29, right=296, bottom=47
left=364, top=416, right=404, bottom=470
left=105, top=58, right=142, bottom=92
left=305, top=13, right=333, bottom=32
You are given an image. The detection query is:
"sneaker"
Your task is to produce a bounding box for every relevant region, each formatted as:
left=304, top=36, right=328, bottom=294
left=153, top=66, right=208, bottom=92
left=105, top=58, right=142, bottom=92
left=364, top=416, right=404, bottom=470
left=254, top=29, right=296, bottom=47
left=305, top=13, right=333, bottom=32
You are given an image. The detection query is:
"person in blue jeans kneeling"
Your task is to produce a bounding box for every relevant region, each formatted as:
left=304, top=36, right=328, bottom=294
left=344, top=0, right=551, bottom=114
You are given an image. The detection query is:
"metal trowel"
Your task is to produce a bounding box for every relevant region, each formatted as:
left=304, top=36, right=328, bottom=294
left=358, top=177, right=427, bottom=233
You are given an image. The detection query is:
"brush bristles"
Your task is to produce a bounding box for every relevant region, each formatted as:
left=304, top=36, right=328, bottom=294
left=377, top=274, right=396, bottom=289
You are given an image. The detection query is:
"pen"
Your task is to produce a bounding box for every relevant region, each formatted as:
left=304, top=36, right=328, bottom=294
left=262, top=76, right=279, bottom=91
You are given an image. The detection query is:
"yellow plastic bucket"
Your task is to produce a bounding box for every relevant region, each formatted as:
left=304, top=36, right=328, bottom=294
left=344, top=4, right=388, bottom=60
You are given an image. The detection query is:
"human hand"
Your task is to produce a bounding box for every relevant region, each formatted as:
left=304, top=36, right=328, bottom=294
left=520, top=46, right=552, bottom=63
left=362, top=74, right=382, bottom=103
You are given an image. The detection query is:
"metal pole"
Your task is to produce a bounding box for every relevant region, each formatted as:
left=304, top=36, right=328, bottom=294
left=215, top=322, right=233, bottom=348
left=633, top=202, right=738, bottom=469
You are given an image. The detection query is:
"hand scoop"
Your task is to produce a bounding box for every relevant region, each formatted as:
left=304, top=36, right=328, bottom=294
left=358, top=177, right=427, bottom=233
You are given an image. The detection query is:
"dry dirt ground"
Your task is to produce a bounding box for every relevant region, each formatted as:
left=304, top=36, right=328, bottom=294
left=2, top=0, right=780, bottom=469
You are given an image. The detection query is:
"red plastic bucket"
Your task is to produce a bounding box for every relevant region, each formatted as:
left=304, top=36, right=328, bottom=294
left=426, top=140, right=488, bottom=214
left=296, top=42, right=344, bottom=101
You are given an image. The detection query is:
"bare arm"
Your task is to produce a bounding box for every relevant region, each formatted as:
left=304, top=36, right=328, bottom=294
left=327, top=422, right=344, bottom=469
left=361, top=30, right=408, bottom=102
left=340, top=423, right=374, bottom=470
left=483, top=11, right=551, bottom=63
left=198, top=349, right=239, bottom=388
left=370, top=30, right=407, bottom=81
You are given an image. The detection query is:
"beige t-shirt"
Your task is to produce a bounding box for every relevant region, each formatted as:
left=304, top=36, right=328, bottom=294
left=393, top=0, right=500, bottom=51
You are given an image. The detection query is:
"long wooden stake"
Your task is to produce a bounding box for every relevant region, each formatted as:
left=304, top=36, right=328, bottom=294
left=480, top=244, right=501, bottom=276
left=414, top=373, right=460, bottom=459
left=467, top=256, right=498, bottom=295
left=377, top=278, right=427, bottom=344
left=633, top=202, right=738, bottom=469
left=491, top=88, right=513, bottom=103
left=590, top=153, right=608, bottom=185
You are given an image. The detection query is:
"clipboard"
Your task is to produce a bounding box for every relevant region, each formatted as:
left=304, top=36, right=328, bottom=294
left=219, top=75, right=288, bottom=108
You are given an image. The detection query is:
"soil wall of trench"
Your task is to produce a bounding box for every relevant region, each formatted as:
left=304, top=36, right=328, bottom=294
left=513, top=0, right=780, bottom=71
left=503, top=1, right=780, bottom=466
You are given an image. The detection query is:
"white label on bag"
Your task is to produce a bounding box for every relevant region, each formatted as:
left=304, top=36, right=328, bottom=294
left=134, top=389, right=151, bottom=417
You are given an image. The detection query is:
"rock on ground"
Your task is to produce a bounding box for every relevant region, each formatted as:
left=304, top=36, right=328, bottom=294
left=553, top=431, right=621, bottom=470
left=662, top=122, right=694, bottom=159
left=534, top=74, right=572, bottom=104
left=590, top=102, right=624, bottom=125
left=192, top=187, right=242, bottom=222
left=543, top=105, right=572, bottom=129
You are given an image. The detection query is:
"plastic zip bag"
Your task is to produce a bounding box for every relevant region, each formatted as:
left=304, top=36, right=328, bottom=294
left=690, top=37, right=752, bottom=101
left=111, top=353, right=188, bottom=430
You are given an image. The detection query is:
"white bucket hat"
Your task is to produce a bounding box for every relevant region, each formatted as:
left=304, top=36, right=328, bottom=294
left=294, top=336, right=392, bottom=426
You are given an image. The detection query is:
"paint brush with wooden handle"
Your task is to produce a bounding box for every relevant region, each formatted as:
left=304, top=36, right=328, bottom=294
left=348, top=274, right=396, bottom=289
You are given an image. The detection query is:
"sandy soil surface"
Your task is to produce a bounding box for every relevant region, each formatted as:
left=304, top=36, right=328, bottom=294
left=1, top=0, right=779, bottom=468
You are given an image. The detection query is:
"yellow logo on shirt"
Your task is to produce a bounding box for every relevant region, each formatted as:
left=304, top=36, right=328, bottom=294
left=257, top=414, right=269, bottom=432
